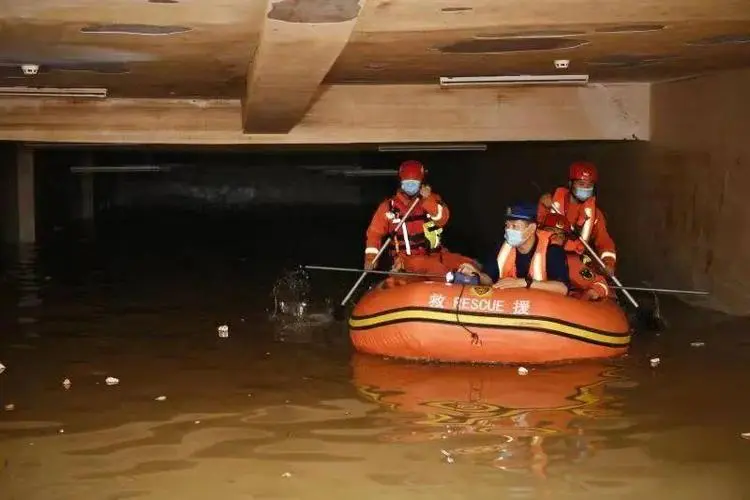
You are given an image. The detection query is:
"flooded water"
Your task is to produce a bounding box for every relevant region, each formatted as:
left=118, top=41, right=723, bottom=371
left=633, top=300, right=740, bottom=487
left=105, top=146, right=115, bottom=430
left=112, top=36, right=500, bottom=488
left=1, top=209, right=750, bottom=500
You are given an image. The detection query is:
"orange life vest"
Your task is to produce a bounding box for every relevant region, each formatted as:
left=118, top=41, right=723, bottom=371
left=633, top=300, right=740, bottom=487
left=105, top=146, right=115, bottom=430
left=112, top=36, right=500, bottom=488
left=566, top=253, right=610, bottom=300
left=495, top=230, right=552, bottom=281
left=387, top=194, right=442, bottom=256
left=551, top=187, right=598, bottom=253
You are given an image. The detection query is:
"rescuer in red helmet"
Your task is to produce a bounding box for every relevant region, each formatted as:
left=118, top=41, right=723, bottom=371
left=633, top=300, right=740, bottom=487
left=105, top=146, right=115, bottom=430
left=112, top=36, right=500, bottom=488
left=540, top=212, right=610, bottom=301
left=537, top=161, right=617, bottom=275
left=363, top=159, right=480, bottom=278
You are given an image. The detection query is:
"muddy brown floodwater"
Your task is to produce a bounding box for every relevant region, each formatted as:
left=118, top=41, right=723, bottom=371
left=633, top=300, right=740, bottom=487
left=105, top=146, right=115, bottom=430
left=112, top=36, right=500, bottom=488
left=1, top=214, right=750, bottom=500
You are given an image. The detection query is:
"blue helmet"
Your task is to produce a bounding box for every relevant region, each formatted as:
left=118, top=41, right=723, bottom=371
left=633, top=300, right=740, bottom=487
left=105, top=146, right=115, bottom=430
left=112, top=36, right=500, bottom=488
left=505, top=202, right=537, bottom=222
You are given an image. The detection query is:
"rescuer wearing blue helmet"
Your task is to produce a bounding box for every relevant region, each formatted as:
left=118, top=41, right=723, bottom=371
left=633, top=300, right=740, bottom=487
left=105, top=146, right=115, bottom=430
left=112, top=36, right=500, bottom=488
left=459, top=202, right=569, bottom=294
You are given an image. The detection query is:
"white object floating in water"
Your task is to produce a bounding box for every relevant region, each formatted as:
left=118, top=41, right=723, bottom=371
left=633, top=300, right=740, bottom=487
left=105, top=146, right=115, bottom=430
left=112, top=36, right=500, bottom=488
left=741, top=432, right=750, bottom=440
left=217, top=324, right=229, bottom=338
left=518, top=367, right=529, bottom=376
left=690, top=341, right=705, bottom=347
left=155, top=395, right=167, bottom=401
left=650, top=357, right=661, bottom=367
left=440, top=449, right=455, bottom=463
left=62, top=378, right=71, bottom=389
left=4, top=403, right=15, bottom=411
left=105, top=376, right=120, bottom=386
left=0, top=362, right=5, bottom=375
left=281, top=472, right=292, bottom=478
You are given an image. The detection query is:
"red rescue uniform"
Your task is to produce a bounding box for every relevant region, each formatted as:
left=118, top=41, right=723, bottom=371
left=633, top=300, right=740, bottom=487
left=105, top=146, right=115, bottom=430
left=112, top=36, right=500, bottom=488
left=565, top=252, right=610, bottom=301
left=541, top=212, right=611, bottom=301
left=537, top=187, right=617, bottom=271
left=365, top=190, right=477, bottom=276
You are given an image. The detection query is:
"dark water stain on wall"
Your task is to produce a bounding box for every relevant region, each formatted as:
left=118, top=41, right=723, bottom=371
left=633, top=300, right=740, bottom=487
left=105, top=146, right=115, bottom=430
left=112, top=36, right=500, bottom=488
left=268, top=0, right=362, bottom=23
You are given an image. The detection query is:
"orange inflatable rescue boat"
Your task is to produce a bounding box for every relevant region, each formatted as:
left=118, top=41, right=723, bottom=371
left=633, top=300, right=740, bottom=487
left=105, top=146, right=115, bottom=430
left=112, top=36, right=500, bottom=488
left=349, top=280, right=631, bottom=364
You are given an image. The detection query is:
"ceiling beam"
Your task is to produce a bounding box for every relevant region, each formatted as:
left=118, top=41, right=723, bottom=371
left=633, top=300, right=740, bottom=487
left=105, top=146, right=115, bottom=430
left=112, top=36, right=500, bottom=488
left=241, top=0, right=366, bottom=134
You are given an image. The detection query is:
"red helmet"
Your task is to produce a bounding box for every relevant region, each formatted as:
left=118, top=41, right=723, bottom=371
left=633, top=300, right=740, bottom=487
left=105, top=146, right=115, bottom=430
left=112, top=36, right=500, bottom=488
left=569, top=161, right=598, bottom=183
left=398, top=160, right=425, bottom=181
left=541, top=213, right=573, bottom=235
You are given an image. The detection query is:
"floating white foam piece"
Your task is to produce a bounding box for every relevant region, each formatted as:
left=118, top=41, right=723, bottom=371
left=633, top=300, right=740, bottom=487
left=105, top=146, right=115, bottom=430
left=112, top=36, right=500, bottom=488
left=518, top=367, right=529, bottom=376
left=650, top=357, right=660, bottom=367
left=62, top=378, right=71, bottom=389
left=0, top=362, right=5, bottom=375
left=155, top=395, right=167, bottom=401
left=217, top=325, right=229, bottom=338
left=105, top=376, right=120, bottom=386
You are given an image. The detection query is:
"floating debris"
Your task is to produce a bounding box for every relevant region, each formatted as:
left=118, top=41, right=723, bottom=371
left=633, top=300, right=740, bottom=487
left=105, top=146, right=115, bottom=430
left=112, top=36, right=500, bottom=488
left=62, top=378, right=72, bottom=390
left=517, top=366, right=529, bottom=376
left=0, top=362, right=5, bottom=375
left=650, top=357, right=661, bottom=367
left=4, top=403, right=15, bottom=411
left=741, top=432, right=750, bottom=440
left=440, top=449, right=455, bottom=464
left=154, top=395, right=167, bottom=401
left=690, top=341, right=705, bottom=347
left=281, top=472, right=292, bottom=478
left=217, top=324, right=229, bottom=338
left=105, top=376, right=120, bottom=386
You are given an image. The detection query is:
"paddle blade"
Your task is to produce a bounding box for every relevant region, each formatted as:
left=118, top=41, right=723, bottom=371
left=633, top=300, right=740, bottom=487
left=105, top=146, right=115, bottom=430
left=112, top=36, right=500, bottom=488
left=632, top=306, right=667, bottom=332
left=332, top=304, right=348, bottom=322
left=626, top=291, right=667, bottom=332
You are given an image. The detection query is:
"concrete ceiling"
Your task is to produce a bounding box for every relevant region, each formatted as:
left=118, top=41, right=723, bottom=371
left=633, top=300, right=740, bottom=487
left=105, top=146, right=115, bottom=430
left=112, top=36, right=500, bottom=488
left=0, top=0, right=749, bottom=134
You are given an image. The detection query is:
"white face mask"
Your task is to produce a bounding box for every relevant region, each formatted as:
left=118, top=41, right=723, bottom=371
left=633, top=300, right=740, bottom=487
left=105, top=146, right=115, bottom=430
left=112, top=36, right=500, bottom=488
left=573, top=186, right=594, bottom=201
left=505, top=224, right=533, bottom=247
left=401, top=180, right=420, bottom=196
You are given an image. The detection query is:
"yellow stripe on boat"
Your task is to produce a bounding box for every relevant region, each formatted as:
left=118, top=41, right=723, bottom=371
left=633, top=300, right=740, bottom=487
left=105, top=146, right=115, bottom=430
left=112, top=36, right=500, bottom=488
left=349, top=308, right=631, bottom=346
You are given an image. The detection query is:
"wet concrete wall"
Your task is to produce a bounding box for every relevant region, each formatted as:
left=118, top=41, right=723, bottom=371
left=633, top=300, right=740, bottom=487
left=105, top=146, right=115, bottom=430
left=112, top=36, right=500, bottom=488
left=606, top=69, right=750, bottom=315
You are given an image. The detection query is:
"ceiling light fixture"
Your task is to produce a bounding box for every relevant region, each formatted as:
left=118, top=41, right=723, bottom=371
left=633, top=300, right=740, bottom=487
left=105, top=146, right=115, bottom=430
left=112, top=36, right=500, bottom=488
left=439, top=74, right=589, bottom=87
left=378, top=143, right=487, bottom=152
left=70, top=165, right=168, bottom=173
left=337, top=169, right=398, bottom=177
left=0, top=86, right=108, bottom=98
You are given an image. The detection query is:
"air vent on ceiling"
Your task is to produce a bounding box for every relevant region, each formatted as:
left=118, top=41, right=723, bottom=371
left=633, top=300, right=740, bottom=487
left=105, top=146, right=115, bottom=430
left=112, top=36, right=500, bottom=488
left=474, top=30, right=586, bottom=39
left=686, top=34, right=750, bottom=46
left=587, top=54, right=673, bottom=67
left=378, top=143, right=487, bottom=152
left=80, top=24, right=192, bottom=35
left=440, top=37, right=589, bottom=53
left=594, top=24, right=665, bottom=34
